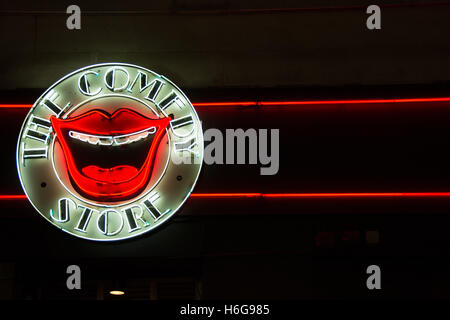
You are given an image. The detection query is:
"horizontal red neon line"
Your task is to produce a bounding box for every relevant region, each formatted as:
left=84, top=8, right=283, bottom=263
left=0, top=195, right=27, bottom=200
left=5, top=192, right=450, bottom=200
left=3, top=97, right=450, bottom=109
left=190, top=193, right=263, bottom=198
left=192, top=192, right=450, bottom=198
left=193, top=101, right=257, bottom=107
left=258, top=97, right=450, bottom=106
left=262, top=192, right=450, bottom=198
left=0, top=104, right=33, bottom=108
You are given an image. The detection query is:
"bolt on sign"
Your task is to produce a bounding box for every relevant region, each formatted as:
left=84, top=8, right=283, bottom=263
left=16, top=63, right=204, bottom=241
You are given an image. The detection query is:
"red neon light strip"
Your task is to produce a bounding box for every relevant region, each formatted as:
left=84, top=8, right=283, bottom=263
left=0, top=104, right=33, bottom=109
left=262, top=192, right=450, bottom=198
left=193, top=101, right=257, bottom=107
left=191, top=192, right=450, bottom=198
left=190, top=193, right=263, bottom=198
left=3, top=97, right=450, bottom=109
left=257, top=97, right=450, bottom=106
left=5, top=192, right=450, bottom=200
left=0, top=195, right=27, bottom=200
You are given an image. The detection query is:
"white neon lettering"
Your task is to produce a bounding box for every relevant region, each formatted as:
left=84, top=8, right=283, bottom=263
left=22, top=145, right=48, bottom=160
left=104, top=67, right=130, bottom=92
left=97, top=209, right=124, bottom=236
left=40, top=89, right=64, bottom=116
left=170, top=115, right=194, bottom=138
left=123, top=205, right=149, bottom=233
left=75, top=207, right=94, bottom=233
left=78, top=71, right=102, bottom=96
left=50, top=198, right=76, bottom=223
left=141, top=192, right=170, bottom=221
left=158, top=91, right=185, bottom=116
left=174, top=137, right=198, bottom=156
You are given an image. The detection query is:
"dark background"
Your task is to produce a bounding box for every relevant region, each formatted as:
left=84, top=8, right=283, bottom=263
left=1, top=0, right=450, bottom=300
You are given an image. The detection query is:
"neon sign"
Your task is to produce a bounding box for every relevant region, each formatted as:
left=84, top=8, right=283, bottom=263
left=16, top=63, right=204, bottom=241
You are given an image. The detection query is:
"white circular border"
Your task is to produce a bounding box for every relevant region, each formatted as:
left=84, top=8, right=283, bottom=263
left=16, top=63, right=204, bottom=242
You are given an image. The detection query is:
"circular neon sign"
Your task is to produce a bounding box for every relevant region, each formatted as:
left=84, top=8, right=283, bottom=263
left=17, top=63, right=203, bottom=241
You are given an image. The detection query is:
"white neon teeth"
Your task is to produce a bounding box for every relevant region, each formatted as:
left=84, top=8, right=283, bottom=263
left=68, top=127, right=156, bottom=146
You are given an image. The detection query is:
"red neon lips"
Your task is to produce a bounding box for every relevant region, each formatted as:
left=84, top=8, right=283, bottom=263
left=51, top=108, right=170, bottom=201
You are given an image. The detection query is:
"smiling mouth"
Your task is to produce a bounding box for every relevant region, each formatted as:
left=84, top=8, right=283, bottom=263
left=51, top=108, right=170, bottom=201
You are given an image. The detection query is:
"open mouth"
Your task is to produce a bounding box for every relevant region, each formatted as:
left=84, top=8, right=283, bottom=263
left=51, top=108, right=170, bottom=201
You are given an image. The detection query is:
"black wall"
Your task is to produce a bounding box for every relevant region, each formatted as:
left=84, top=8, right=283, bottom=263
left=1, top=0, right=450, bottom=299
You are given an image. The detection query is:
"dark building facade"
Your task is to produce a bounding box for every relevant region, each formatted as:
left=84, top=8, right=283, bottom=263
left=1, top=0, right=450, bottom=300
